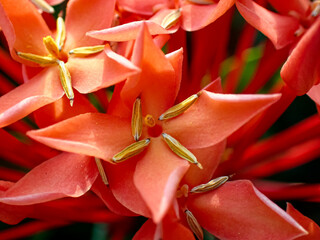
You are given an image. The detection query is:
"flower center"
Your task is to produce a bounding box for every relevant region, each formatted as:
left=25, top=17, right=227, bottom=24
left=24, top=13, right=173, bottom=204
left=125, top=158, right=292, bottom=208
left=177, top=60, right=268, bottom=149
left=148, top=124, right=163, bottom=138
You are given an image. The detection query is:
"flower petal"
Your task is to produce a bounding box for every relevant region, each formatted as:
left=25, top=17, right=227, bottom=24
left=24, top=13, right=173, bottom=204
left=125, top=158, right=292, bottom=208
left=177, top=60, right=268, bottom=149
left=64, top=0, right=115, bottom=50
left=133, top=217, right=195, bottom=240
left=182, top=140, right=226, bottom=188
left=188, top=180, right=307, bottom=240
left=106, top=156, right=152, bottom=218
left=91, top=177, right=137, bottom=217
left=181, top=0, right=235, bottom=31
left=87, top=20, right=171, bottom=42
left=27, top=113, right=133, bottom=162
left=0, top=181, right=34, bottom=224
left=134, top=138, right=189, bottom=223
left=120, top=23, right=178, bottom=118
left=0, top=153, right=97, bottom=205
left=268, top=0, right=310, bottom=16
left=0, top=67, right=64, bottom=128
left=32, top=90, right=97, bottom=128
left=117, top=0, right=167, bottom=15
left=69, top=46, right=139, bottom=94
left=163, top=91, right=281, bottom=149
left=286, top=203, right=320, bottom=240
left=307, top=84, right=320, bottom=106
left=281, top=18, right=320, bottom=95
left=236, top=0, right=300, bottom=49
left=0, top=0, right=51, bottom=64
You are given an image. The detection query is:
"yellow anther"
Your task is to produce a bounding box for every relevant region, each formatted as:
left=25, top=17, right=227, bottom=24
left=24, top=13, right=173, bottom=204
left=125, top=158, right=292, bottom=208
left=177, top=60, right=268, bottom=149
left=311, top=1, right=320, bottom=17
left=185, top=209, right=204, bottom=240
left=43, top=36, right=60, bottom=58
left=187, top=0, right=214, bottom=5
left=56, top=17, right=66, bottom=51
left=112, top=139, right=151, bottom=163
left=95, top=157, right=109, bottom=186
left=16, top=51, right=57, bottom=66
left=30, top=0, right=54, bottom=13
left=159, top=93, right=200, bottom=120
left=161, top=133, right=202, bottom=169
left=57, top=60, right=74, bottom=106
left=144, top=114, right=156, bottom=127
left=69, top=45, right=105, bottom=57
left=190, top=176, right=229, bottom=194
left=132, top=98, right=143, bottom=141
left=161, top=9, right=181, bottom=29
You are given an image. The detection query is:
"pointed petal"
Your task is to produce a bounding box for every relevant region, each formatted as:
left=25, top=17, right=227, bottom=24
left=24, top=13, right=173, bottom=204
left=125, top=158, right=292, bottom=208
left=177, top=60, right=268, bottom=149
left=181, top=0, right=235, bottom=31
left=281, top=18, right=320, bottom=95
left=134, top=138, right=189, bottom=223
left=163, top=91, right=281, bottom=149
left=106, top=156, right=152, bottom=218
left=0, top=67, right=64, bottom=128
left=188, top=180, right=307, bottom=240
left=68, top=46, right=139, bottom=94
left=287, top=203, right=320, bottom=240
left=64, top=0, right=115, bottom=50
left=0, top=0, right=51, bottom=64
left=0, top=153, right=97, bottom=205
left=87, top=20, right=171, bottom=42
left=91, top=177, right=137, bottom=217
left=120, top=23, right=177, bottom=117
left=236, top=0, right=300, bottom=49
left=307, top=84, right=320, bottom=106
left=27, top=113, right=133, bottom=162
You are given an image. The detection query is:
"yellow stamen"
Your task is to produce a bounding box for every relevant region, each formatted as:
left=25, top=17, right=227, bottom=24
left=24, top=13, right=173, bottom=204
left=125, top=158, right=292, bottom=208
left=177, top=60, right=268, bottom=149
left=161, top=133, right=202, bottom=169
left=57, top=60, right=74, bottom=106
left=161, top=9, right=181, bottom=30
left=56, top=17, right=66, bottom=51
left=69, top=45, right=105, bottom=57
left=159, top=93, right=200, bottom=120
left=190, top=176, right=229, bottom=194
left=185, top=209, right=204, bottom=240
left=311, top=1, right=320, bottom=17
left=187, top=0, right=214, bottom=5
left=43, top=36, right=60, bottom=58
left=132, top=98, right=143, bottom=141
left=112, top=139, right=150, bottom=163
left=30, top=0, right=54, bottom=13
left=95, top=157, right=109, bottom=186
left=144, top=114, right=156, bottom=127
left=16, top=51, right=57, bottom=66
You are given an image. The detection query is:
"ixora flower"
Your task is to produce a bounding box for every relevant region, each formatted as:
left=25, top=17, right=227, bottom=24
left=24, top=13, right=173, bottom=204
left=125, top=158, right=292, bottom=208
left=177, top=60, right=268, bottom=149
left=87, top=0, right=235, bottom=42
left=135, top=180, right=308, bottom=240
left=27, top=24, right=281, bottom=223
left=0, top=0, right=139, bottom=128
left=236, top=0, right=320, bottom=96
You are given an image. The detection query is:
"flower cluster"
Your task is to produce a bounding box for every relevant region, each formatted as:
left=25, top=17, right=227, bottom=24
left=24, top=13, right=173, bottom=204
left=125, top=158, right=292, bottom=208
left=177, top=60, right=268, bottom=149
left=0, top=0, right=320, bottom=239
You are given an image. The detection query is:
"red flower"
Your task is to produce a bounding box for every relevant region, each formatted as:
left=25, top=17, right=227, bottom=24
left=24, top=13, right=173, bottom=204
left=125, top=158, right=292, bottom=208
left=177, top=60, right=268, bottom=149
left=0, top=0, right=139, bottom=128
left=27, top=24, right=280, bottom=223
